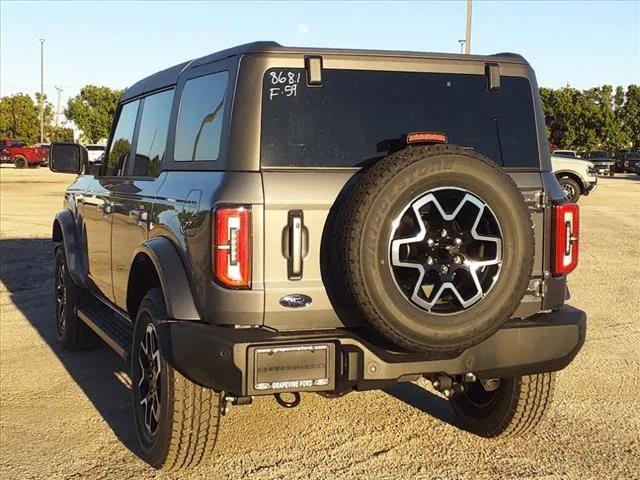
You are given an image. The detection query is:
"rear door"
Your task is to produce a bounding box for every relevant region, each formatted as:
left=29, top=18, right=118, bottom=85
left=109, top=88, right=174, bottom=309
left=260, top=64, right=546, bottom=331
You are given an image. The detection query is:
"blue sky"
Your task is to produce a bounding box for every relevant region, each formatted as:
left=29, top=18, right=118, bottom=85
left=1, top=0, right=638, bottom=115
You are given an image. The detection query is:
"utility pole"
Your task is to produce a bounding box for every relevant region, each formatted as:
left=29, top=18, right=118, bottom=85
left=458, top=40, right=466, bottom=54
left=465, top=0, right=472, bottom=54
left=55, top=86, right=63, bottom=126
left=39, top=38, right=45, bottom=142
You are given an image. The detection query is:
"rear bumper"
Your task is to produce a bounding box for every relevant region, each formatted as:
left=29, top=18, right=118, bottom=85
left=158, top=305, right=586, bottom=396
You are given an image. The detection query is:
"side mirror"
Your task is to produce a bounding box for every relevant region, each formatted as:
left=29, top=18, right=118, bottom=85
left=49, top=143, right=86, bottom=174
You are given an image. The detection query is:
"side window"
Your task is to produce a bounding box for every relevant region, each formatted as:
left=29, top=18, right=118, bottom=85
left=105, top=100, right=139, bottom=176
left=174, top=71, right=228, bottom=162
left=132, top=89, right=174, bottom=177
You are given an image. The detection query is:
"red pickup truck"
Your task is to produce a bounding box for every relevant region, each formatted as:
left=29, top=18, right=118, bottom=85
left=0, top=139, right=49, bottom=168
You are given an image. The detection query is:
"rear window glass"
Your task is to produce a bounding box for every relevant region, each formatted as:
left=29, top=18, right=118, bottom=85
left=261, top=69, right=539, bottom=168
left=174, top=71, right=228, bottom=162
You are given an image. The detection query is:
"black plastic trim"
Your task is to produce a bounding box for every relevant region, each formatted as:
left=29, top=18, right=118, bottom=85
left=158, top=305, right=586, bottom=396
left=52, top=209, right=88, bottom=289
left=135, top=237, right=200, bottom=321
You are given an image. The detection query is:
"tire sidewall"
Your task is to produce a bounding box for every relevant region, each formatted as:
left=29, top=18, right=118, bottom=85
left=54, top=247, right=79, bottom=343
left=14, top=156, right=27, bottom=168
left=131, top=292, right=174, bottom=467
left=352, top=150, right=534, bottom=350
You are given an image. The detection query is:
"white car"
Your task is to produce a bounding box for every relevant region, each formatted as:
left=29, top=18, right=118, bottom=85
left=85, top=144, right=106, bottom=164
left=552, top=149, right=581, bottom=159
left=551, top=155, right=597, bottom=202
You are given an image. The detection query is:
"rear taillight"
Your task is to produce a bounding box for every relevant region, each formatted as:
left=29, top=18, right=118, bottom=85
left=552, top=203, right=579, bottom=276
left=212, top=206, right=251, bottom=288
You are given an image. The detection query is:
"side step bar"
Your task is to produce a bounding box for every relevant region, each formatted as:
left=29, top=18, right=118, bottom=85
left=77, top=299, right=133, bottom=362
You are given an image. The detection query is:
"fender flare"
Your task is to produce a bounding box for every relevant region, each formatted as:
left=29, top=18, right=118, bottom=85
left=554, top=170, right=588, bottom=191
left=135, top=237, right=200, bottom=321
left=52, top=210, right=89, bottom=289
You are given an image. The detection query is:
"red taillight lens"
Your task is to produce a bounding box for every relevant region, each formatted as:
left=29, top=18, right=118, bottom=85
left=212, top=206, right=251, bottom=288
left=553, top=203, right=579, bottom=275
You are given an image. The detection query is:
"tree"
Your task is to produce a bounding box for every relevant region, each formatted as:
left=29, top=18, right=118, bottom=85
left=540, top=84, right=638, bottom=152
left=0, top=94, right=40, bottom=144
left=618, top=85, right=640, bottom=150
left=65, top=85, right=122, bottom=143
left=48, top=126, right=75, bottom=142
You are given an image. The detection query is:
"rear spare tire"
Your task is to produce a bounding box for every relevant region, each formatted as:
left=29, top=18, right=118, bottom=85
left=332, top=145, right=534, bottom=352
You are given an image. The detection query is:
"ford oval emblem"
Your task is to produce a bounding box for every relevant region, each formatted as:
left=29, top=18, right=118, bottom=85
left=279, top=294, right=312, bottom=308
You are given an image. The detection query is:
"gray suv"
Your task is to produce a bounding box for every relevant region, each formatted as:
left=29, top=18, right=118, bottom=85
left=49, top=42, right=586, bottom=469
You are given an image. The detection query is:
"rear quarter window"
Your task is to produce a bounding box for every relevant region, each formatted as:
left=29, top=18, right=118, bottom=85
left=261, top=69, right=540, bottom=169
left=174, top=71, right=228, bottom=162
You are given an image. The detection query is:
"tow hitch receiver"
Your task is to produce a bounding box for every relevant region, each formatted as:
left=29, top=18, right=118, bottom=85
left=248, top=343, right=336, bottom=395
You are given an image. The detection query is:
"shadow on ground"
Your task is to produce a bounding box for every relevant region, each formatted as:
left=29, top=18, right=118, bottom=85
left=0, top=237, right=141, bottom=457
left=0, top=237, right=465, bottom=462
left=384, top=383, right=462, bottom=428
left=607, top=173, right=640, bottom=181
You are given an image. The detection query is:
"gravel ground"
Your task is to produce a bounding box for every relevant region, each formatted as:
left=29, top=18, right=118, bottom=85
left=1, top=166, right=639, bottom=480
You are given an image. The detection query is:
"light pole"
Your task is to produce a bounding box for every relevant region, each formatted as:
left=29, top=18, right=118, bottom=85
left=55, top=86, right=63, bottom=127
left=465, top=0, right=472, bottom=54
left=39, top=38, right=45, bottom=142
left=458, top=40, right=466, bottom=54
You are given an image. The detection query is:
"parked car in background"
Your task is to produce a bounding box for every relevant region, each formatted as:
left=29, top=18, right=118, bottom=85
left=615, top=152, right=640, bottom=173
left=553, top=149, right=580, bottom=158
left=581, top=150, right=615, bottom=176
left=85, top=144, right=106, bottom=164
left=0, top=138, right=49, bottom=168
left=551, top=154, right=597, bottom=202
left=636, top=162, right=640, bottom=176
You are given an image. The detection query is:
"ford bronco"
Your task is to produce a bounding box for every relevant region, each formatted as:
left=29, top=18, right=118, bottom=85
left=49, top=42, right=586, bottom=469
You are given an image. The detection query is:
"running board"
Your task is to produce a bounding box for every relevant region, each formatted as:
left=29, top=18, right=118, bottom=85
left=77, top=299, right=133, bottom=362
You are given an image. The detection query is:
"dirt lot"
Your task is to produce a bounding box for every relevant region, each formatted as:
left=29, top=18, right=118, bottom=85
left=1, top=166, right=638, bottom=480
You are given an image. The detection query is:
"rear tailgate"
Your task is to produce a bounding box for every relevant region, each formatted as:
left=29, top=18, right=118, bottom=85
left=259, top=63, right=547, bottom=331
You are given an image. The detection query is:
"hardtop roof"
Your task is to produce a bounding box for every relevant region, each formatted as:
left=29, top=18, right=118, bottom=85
left=120, top=41, right=529, bottom=102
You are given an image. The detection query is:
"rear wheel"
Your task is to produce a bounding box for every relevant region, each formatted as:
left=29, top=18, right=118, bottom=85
left=131, top=288, right=222, bottom=469
left=450, top=372, right=555, bottom=437
left=558, top=176, right=581, bottom=202
left=14, top=156, right=27, bottom=168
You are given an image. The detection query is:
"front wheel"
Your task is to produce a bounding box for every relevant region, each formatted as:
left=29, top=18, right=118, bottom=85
left=450, top=372, right=555, bottom=438
left=558, top=176, right=581, bottom=202
left=131, top=288, right=222, bottom=469
left=54, top=247, right=99, bottom=350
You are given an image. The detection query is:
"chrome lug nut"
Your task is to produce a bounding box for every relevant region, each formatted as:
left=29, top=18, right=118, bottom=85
left=454, top=237, right=462, bottom=246
left=440, top=228, right=448, bottom=238
left=441, top=265, right=449, bottom=274
left=426, top=238, right=434, bottom=247
left=426, top=256, right=434, bottom=266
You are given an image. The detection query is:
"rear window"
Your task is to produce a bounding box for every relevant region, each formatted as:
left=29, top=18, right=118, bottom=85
left=261, top=69, right=539, bottom=168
